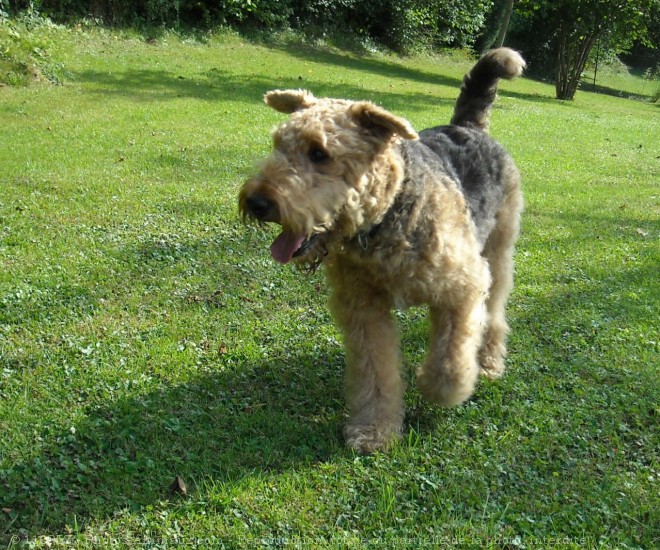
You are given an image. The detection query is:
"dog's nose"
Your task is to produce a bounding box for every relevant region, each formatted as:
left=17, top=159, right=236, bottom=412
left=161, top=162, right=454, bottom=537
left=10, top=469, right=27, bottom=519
left=246, top=194, right=278, bottom=222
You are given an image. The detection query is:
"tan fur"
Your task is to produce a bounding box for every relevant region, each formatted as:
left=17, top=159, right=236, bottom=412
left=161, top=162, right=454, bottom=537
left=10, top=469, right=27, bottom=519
left=239, top=51, right=524, bottom=453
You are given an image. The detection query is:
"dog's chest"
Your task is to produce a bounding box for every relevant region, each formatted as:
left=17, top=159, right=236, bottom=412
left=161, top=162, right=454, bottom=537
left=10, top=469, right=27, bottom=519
left=330, top=234, right=444, bottom=309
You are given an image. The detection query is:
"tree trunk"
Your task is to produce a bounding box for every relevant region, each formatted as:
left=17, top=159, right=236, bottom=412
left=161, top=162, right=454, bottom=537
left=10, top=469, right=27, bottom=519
left=494, top=0, right=514, bottom=48
left=555, top=21, right=599, bottom=100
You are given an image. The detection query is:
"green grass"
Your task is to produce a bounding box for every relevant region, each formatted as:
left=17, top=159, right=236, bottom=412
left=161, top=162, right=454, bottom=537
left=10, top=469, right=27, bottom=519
left=1, top=26, right=658, bottom=548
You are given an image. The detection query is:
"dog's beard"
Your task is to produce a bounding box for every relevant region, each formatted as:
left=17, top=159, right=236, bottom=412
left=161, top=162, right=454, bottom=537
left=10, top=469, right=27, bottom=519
left=292, top=233, right=330, bottom=273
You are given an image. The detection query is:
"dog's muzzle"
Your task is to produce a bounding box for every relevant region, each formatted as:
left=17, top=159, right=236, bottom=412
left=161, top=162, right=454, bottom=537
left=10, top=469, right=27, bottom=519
left=243, top=194, right=280, bottom=223
left=240, top=188, right=329, bottom=270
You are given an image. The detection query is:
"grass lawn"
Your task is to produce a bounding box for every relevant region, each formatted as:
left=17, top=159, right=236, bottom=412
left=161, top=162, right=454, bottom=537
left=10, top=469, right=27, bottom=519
left=1, top=25, right=658, bottom=548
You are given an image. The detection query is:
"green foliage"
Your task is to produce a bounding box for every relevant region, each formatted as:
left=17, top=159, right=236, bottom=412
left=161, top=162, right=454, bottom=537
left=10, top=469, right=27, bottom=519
left=377, top=0, right=438, bottom=52
left=510, top=0, right=655, bottom=75
left=0, top=11, right=65, bottom=85
left=379, top=0, right=493, bottom=52
left=435, top=0, right=493, bottom=48
left=31, top=0, right=291, bottom=27
left=12, top=0, right=494, bottom=52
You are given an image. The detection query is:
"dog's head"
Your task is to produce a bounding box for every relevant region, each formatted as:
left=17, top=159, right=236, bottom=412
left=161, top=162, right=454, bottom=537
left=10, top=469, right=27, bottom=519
left=238, top=89, right=418, bottom=268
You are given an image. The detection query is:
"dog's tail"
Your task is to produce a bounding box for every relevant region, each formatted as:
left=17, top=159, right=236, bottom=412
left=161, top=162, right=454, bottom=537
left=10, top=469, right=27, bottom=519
left=450, top=48, right=525, bottom=132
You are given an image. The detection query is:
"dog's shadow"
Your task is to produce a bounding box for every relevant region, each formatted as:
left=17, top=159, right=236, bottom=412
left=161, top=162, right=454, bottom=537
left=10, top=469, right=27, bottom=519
left=1, top=349, right=347, bottom=539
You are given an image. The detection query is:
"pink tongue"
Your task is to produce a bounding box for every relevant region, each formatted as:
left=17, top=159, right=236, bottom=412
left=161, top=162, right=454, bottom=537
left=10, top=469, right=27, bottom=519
left=270, top=230, right=306, bottom=264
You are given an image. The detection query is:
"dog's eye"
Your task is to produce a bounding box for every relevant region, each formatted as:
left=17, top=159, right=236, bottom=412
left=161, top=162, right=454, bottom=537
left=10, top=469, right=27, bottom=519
left=308, top=147, right=329, bottom=163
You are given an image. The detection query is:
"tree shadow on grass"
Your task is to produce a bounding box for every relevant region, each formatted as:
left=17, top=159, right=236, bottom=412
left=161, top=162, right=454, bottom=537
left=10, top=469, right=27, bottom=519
left=263, top=41, right=466, bottom=89
left=265, top=41, right=562, bottom=107
left=72, top=65, right=457, bottom=114
left=72, top=67, right=268, bottom=104
left=70, top=39, right=463, bottom=105
left=579, top=78, right=658, bottom=103
left=0, top=204, right=345, bottom=540
left=71, top=41, right=558, bottom=113
left=0, top=346, right=346, bottom=541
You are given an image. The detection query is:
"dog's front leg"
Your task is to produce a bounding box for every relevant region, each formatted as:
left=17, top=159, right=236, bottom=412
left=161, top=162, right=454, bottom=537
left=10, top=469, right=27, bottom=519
left=416, top=295, right=486, bottom=408
left=329, top=287, right=405, bottom=454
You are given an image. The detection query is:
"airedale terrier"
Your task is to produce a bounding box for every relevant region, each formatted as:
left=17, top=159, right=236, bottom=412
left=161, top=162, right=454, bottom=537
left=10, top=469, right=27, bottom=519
left=239, top=48, right=525, bottom=453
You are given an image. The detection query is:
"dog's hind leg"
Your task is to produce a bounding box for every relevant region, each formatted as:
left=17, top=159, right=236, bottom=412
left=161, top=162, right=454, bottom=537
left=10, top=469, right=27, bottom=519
left=479, top=170, right=522, bottom=379
left=329, top=279, right=405, bottom=454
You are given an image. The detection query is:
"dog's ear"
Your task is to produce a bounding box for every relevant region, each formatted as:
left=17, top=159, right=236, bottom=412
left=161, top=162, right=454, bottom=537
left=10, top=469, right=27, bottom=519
left=264, top=89, right=318, bottom=113
left=350, top=102, right=419, bottom=140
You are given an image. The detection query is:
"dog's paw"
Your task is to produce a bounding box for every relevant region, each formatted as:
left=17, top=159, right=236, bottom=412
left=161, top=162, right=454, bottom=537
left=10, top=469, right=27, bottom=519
left=417, top=369, right=475, bottom=407
left=417, top=378, right=469, bottom=407
left=479, top=349, right=506, bottom=379
left=344, top=424, right=401, bottom=454
left=416, top=366, right=477, bottom=407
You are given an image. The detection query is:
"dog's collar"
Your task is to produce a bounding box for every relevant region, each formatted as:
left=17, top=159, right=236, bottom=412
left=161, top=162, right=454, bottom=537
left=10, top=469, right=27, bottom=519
left=354, top=222, right=382, bottom=251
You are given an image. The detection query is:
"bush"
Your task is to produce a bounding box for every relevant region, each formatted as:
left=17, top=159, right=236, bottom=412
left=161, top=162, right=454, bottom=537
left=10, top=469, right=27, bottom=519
left=0, top=10, right=66, bottom=85
left=351, top=0, right=493, bottom=52
left=16, top=0, right=493, bottom=53
left=36, top=0, right=292, bottom=28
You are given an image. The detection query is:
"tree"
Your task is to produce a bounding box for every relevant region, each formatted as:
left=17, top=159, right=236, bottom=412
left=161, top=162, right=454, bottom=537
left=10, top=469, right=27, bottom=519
left=493, top=0, right=514, bottom=48
left=517, top=0, right=655, bottom=100
left=475, top=0, right=515, bottom=53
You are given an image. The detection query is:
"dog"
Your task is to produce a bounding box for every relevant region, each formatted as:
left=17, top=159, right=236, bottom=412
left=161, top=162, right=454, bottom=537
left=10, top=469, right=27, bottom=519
left=239, top=48, right=525, bottom=454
